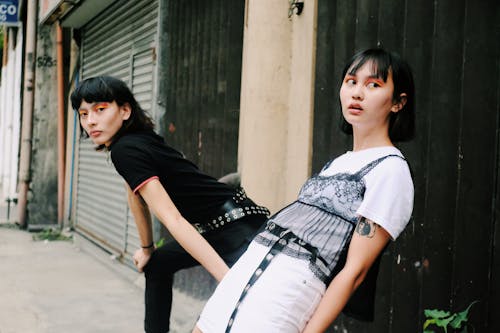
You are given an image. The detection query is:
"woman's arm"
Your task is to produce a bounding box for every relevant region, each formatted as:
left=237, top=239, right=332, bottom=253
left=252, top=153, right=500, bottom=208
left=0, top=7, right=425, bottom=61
left=126, top=185, right=154, bottom=272
left=302, top=217, right=391, bottom=333
left=137, top=179, right=229, bottom=282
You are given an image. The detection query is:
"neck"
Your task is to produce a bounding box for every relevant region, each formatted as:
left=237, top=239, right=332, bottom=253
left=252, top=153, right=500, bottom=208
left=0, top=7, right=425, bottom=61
left=352, top=127, right=393, bottom=152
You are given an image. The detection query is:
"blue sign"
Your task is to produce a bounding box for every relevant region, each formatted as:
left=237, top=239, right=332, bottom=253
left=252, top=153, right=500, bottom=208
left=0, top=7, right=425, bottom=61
left=0, top=0, right=18, bottom=26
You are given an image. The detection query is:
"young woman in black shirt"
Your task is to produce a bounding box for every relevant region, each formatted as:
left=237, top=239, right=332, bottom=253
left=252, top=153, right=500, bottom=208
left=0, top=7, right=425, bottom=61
left=71, top=76, right=268, bottom=333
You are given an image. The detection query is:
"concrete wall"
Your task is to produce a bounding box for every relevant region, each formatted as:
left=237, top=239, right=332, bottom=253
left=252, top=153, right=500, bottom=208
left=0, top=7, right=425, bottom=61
left=238, top=0, right=317, bottom=212
left=28, top=24, right=58, bottom=225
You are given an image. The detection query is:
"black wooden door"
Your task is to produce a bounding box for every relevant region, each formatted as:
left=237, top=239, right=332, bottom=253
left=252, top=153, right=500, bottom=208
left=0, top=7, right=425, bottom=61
left=161, top=0, right=245, bottom=178
left=313, top=0, right=500, bottom=332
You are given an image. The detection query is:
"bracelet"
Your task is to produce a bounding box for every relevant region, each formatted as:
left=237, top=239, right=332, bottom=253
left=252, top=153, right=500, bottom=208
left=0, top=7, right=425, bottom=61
left=141, top=242, right=154, bottom=249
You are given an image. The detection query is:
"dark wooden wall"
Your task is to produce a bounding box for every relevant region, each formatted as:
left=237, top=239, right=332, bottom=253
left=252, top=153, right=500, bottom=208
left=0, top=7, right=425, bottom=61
left=161, top=0, right=245, bottom=178
left=313, top=0, right=500, bottom=332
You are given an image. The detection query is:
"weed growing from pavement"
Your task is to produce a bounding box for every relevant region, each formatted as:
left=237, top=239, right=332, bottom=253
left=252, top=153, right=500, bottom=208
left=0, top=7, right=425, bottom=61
left=32, top=228, right=73, bottom=242
left=423, top=300, right=478, bottom=333
left=0, top=222, right=20, bottom=229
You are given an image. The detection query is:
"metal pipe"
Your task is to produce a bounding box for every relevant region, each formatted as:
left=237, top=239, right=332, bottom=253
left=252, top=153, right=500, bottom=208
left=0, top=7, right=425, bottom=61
left=56, top=22, right=65, bottom=227
left=2, top=27, right=8, bottom=67
left=17, top=0, right=38, bottom=228
left=67, top=72, right=79, bottom=222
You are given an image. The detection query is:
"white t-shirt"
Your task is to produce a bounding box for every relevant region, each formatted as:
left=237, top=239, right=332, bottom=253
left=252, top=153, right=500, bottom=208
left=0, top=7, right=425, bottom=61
left=321, top=146, right=414, bottom=240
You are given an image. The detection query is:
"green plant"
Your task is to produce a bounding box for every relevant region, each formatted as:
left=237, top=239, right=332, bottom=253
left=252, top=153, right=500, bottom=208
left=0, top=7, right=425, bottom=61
left=32, top=228, right=73, bottom=242
left=155, top=237, right=166, bottom=248
left=0, top=222, right=19, bottom=229
left=423, top=300, right=478, bottom=333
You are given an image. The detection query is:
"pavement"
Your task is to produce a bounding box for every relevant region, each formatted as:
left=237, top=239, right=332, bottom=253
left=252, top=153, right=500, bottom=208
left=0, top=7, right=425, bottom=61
left=0, top=200, right=208, bottom=333
left=0, top=224, right=145, bottom=333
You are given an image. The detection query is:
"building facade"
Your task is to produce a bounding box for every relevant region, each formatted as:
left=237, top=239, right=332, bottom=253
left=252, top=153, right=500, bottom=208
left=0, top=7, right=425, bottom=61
left=4, top=0, right=499, bottom=331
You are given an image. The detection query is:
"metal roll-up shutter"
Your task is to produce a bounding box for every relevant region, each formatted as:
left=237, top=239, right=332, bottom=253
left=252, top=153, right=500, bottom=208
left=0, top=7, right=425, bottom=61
left=75, top=0, right=158, bottom=260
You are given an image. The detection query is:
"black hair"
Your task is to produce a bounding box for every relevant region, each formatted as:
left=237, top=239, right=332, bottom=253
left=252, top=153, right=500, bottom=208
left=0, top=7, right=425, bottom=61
left=70, top=76, right=155, bottom=150
left=340, top=48, right=415, bottom=142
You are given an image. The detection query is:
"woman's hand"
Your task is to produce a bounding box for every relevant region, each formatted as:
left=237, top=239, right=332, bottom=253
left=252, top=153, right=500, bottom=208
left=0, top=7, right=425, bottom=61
left=133, top=247, right=154, bottom=272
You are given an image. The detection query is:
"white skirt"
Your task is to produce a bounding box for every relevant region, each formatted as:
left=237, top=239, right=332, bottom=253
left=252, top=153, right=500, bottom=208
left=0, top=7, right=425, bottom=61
left=196, top=241, right=326, bottom=333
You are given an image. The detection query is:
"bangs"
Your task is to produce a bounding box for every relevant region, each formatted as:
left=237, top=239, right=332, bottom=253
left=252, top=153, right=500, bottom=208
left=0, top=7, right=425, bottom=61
left=71, top=77, right=118, bottom=110
left=344, top=49, right=392, bottom=82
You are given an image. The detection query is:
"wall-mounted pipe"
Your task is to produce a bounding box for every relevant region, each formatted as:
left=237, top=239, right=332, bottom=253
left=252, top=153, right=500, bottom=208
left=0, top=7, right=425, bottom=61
left=2, top=26, right=7, bottom=67
left=17, top=0, right=38, bottom=228
left=56, top=22, right=65, bottom=227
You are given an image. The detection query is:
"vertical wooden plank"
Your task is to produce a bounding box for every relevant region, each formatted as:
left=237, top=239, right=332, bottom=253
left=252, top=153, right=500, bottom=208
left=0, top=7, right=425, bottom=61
left=355, top=0, right=379, bottom=50
left=163, top=0, right=181, bottom=146
left=186, top=0, right=200, bottom=160
left=451, top=0, right=498, bottom=331
left=166, top=1, right=191, bottom=153
left=388, top=0, right=436, bottom=331
left=187, top=0, right=200, bottom=163
left=223, top=0, right=245, bottom=177
left=187, top=1, right=201, bottom=162
left=376, top=0, right=405, bottom=53
left=420, top=0, right=465, bottom=316
left=312, top=0, right=339, bottom=173
left=212, top=0, right=226, bottom=176
left=197, top=0, right=217, bottom=174
left=492, top=74, right=500, bottom=332
left=492, top=26, right=500, bottom=328
left=217, top=0, right=228, bottom=177
left=196, top=0, right=207, bottom=166
left=175, top=1, right=188, bottom=149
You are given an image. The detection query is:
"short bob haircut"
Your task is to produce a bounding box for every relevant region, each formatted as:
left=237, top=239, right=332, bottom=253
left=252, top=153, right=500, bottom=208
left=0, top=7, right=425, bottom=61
left=70, top=76, right=154, bottom=150
left=340, top=48, right=415, bottom=142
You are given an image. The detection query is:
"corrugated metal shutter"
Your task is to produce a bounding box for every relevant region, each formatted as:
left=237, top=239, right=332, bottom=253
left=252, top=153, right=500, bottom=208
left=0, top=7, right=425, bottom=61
left=75, top=0, right=158, bottom=261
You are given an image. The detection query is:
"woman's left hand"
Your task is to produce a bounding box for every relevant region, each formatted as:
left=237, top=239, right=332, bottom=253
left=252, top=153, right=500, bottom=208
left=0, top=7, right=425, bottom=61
left=133, top=247, right=153, bottom=272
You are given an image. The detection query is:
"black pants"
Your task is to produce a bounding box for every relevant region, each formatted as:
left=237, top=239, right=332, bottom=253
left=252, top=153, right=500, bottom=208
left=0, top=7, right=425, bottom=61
left=143, top=215, right=266, bottom=333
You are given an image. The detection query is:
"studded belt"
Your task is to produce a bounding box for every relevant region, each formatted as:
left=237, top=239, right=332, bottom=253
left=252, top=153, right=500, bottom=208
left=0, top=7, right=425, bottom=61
left=193, top=187, right=270, bottom=234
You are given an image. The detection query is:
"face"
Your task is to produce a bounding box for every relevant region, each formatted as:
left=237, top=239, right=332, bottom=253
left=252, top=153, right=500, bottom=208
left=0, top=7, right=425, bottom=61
left=340, top=61, right=404, bottom=133
left=78, top=100, right=131, bottom=146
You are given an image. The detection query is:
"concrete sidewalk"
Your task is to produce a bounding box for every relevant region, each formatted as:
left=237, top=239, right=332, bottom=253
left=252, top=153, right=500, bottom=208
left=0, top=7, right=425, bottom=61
left=0, top=225, right=145, bottom=333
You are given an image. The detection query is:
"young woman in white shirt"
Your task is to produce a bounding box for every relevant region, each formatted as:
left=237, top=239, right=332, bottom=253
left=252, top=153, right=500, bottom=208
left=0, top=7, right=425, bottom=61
left=194, top=47, right=416, bottom=333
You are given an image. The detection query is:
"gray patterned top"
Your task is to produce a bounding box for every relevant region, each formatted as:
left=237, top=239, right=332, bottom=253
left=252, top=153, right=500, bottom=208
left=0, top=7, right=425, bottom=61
left=254, top=154, right=404, bottom=283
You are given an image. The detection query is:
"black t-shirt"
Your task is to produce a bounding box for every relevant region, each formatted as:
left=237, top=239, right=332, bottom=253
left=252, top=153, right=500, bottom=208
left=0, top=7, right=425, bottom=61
left=110, top=130, right=235, bottom=224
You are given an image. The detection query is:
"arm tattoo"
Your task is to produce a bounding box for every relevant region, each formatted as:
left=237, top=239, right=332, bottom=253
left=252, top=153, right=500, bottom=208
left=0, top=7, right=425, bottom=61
left=355, top=217, right=377, bottom=238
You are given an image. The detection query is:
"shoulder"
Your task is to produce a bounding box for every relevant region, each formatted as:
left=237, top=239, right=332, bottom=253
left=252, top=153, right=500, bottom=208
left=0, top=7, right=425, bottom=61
left=110, top=132, right=159, bottom=163
left=368, top=150, right=412, bottom=185
left=111, top=134, right=141, bottom=156
left=321, top=147, right=409, bottom=176
left=112, top=131, right=156, bottom=148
